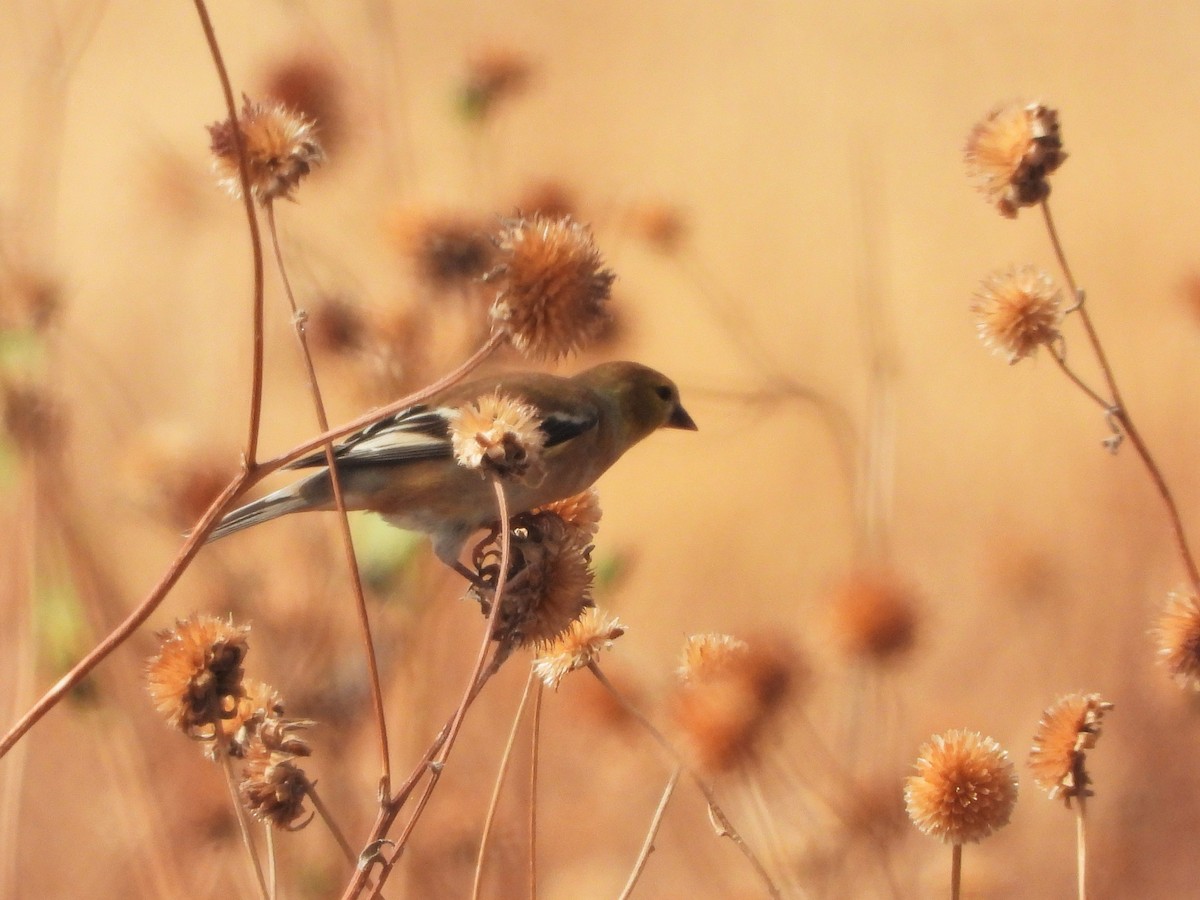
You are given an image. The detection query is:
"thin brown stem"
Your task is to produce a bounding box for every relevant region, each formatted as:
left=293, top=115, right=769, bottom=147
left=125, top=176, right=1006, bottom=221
left=585, top=663, right=782, bottom=899
left=1075, top=796, right=1088, bottom=900
left=529, top=680, right=543, bottom=900
left=617, top=767, right=681, bottom=900
left=472, top=669, right=538, bottom=900
left=308, top=782, right=356, bottom=866
left=191, top=0, right=266, bottom=464
left=1049, top=347, right=1111, bottom=412
left=1041, top=200, right=1200, bottom=589
left=950, top=843, right=962, bottom=900
left=219, top=748, right=270, bottom=900
left=341, top=480, right=515, bottom=900
left=264, top=202, right=392, bottom=794
left=265, top=824, right=277, bottom=900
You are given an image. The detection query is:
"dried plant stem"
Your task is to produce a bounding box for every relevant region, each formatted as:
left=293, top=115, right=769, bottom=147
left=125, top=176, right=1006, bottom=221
left=1040, top=200, right=1200, bottom=589
left=0, top=334, right=505, bottom=761
left=617, top=766, right=681, bottom=900
left=264, top=202, right=392, bottom=794
left=191, top=0, right=266, bottom=464
left=308, top=783, right=356, bottom=865
left=472, top=669, right=538, bottom=900
left=341, top=480, right=514, bottom=900
left=529, top=679, right=543, bottom=900
left=950, top=843, right=962, bottom=900
left=219, top=748, right=270, bottom=900
left=266, top=825, right=278, bottom=900
left=585, top=663, right=782, bottom=899
left=1075, top=796, right=1088, bottom=900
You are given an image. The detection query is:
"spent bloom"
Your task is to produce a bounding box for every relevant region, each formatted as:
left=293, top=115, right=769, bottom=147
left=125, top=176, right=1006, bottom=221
left=470, top=508, right=596, bottom=648
left=829, top=570, right=918, bottom=663
left=208, top=95, right=324, bottom=203
left=488, top=214, right=614, bottom=360
left=905, top=729, right=1018, bottom=844
left=532, top=607, right=625, bottom=688
left=239, top=734, right=313, bottom=829
left=1028, top=692, right=1113, bottom=806
left=972, top=265, right=1063, bottom=364
left=965, top=101, right=1066, bottom=218
left=146, top=614, right=249, bottom=743
left=1155, top=590, right=1200, bottom=689
left=449, top=391, right=546, bottom=483
left=671, top=634, right=801, bottom=773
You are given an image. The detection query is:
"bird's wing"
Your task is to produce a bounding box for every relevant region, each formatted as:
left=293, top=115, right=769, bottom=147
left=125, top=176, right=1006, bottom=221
left=286, top=399, right=601, bottom=470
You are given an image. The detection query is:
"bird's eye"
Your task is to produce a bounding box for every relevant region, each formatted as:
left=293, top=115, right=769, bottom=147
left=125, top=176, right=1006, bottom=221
left=654, top=384, right=673, bottom=402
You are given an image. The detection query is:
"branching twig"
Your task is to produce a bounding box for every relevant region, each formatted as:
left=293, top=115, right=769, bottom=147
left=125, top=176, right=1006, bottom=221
left=617, top=767, right=681, bottom=900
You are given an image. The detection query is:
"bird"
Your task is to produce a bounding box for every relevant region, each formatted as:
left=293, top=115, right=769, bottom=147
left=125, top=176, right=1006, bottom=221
left=206, top=361, right=696, bottom=572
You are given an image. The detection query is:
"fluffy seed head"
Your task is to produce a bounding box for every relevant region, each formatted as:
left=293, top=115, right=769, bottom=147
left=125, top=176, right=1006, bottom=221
left=145, top=614, right=249, bottom=743
left=965, top=102, right=1066, bottom=218
left=532, top=608, right=625, bottom=689
left=905, top=729, right=1018, bottom=844
left=488, top=214, right=614, bottom=360
left=671, top=634, right=801, bottom=773
left=1028, top=693, right=1113, bottom=806
left=1155, top=590, right=1200, bottom=689
left=533, top=488, right=603, bottom=540
left=972, top=266, right=1063, bottom=364
left=470, top=510, right=595, bottom=648
left=829, top=570, right=918, bottom=663
left=208, top=95, right=324, bottom=203
left=448, top=391, right=546, bottom=483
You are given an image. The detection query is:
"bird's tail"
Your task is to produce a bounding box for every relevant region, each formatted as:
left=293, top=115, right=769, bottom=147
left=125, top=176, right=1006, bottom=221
left=206, top=487, right=309, bottom=542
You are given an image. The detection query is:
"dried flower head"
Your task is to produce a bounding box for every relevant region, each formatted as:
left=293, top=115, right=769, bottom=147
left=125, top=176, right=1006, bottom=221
left=0, top=266, right=61, bottom=332
left=306, top=294, right=368, bottom=358
left=459, top=46, right=532, bottom=120
left=392, top=211, right=496, bottom=290
left=965, top=102, right=1066, bottom=218
left=829, top=570, right=918, bottom=663
left=208, top=95, right=324, bottom=203
left=146, top=614, right=249, bottom=742
left=488, top=214, right=614, bottom=360
left=448, top=391, right=546, bottom=482
left=239, top=736, right=312, bottom=829
left=470, top=509, right=595, bottom=648
left=262, top=54, right=345, bottom=153
left=2, top=380, right=66, bottom=458
left=1028, top=692, right=1113, bottom=806
left=905, top=729, right=1018, bottom=844
left=516, top=180, right=577, bottom=220
left=220, top=679, right=286, bottom=757
left=628, top=203, right=688, bottom=254
left=532, top=608, right=625, bottom=689
left=972, top=265, right=1063, bottom=364
left=671, top=634, right=800, bottom=773
left=1155, top=590, right=1200, bottom=689
left=533, top=488, right=602, bottom=540
left=127, top=426, right=233, bottom=530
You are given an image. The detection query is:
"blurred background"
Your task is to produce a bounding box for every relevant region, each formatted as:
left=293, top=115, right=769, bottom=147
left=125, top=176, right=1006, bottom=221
left=4, top=1, right=1200, bottom=897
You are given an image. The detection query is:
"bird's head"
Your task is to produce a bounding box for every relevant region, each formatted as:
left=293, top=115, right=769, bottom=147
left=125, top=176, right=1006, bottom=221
left=586, top=361, right=697, bottom=442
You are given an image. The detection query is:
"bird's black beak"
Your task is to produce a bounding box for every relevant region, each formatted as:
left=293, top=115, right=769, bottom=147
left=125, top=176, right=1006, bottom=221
left=667, top=402, right=698, bottom=431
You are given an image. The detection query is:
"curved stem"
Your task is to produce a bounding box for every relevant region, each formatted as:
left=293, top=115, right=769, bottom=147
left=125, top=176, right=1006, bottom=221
left=264, top=202, right=392, bottom=795
left=617, top=767, right=680, bottom=900
left=1042, top=200, right=1200, bottom=589
left=219, top=748, right=270, bottom=900
left=192, top=0, right=266, bottom=464
left=308, top=783, right=356, bottom=865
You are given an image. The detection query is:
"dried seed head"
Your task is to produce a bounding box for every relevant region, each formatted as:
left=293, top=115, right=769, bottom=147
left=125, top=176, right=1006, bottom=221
left=1028, top=692, right=1113, bottom=806
left=532, top=608, right=625, bottom=689
left=628, top=202, right=688, bottom=254
left=208, top=95, right=324, bottom=203
left=306, top=294, right=368, bottom=358
left=532, top=488, right=603, bottom=540
left=469, top=510, right=595, bottom=648
left=239, top=737, right=312, bottom=830
left=965, top=102, right=1066, bottom=218
left=222, top=679, right=286, bottom=758
left=392, top=210, right=496, bottom=289
left=459, top=47, right=532, bottom=120
left=1155, top=590, right=1200, bottom=689
left=448, top=391, right=546, bottom=483
left=146, top=614, right=249, bottom=743
left=488, top=214, right=614, bottom=360
left=2, top=380, right=66, bottom=458
left=905, top=729, right=1018, bottom=844
left=829, top=570, right=918, bottom=663
left=671, top=634, right=801, bottom=773
left=0, top=266, right=61, bottom=332
left=127, top=426, right=232, bottom=530
left=262, top=54, right=344, bottom=153
left=515, top=180, right=577, bottom=220
left=972, top=266, right=1063, bottom=364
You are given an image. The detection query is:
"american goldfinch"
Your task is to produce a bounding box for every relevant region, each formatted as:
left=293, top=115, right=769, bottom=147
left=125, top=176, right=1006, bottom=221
left=207, top=361, right=696, bottom=567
